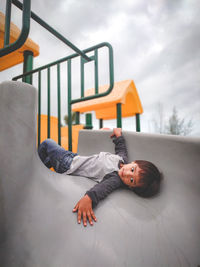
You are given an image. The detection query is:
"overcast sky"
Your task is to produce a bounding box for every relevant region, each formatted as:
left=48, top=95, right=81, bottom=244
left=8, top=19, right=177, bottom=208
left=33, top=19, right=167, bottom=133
left=1, top=0, right=200, bottom=135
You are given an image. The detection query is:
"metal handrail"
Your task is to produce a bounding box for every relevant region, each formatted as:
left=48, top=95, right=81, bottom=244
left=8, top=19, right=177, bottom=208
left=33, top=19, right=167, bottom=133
left=0, top=0, right=31, bottom=57
left=13, top=42, right=114, bottom=102
left=2, top=1, right=115, bottom=151
left=13, top=42, right=114, bottom=151
left=0, top=0, right=90, bottom=61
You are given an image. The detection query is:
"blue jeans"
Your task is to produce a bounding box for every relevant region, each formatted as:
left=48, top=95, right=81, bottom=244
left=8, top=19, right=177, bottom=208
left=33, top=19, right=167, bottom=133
left=38, top=139, right=78, bottom=173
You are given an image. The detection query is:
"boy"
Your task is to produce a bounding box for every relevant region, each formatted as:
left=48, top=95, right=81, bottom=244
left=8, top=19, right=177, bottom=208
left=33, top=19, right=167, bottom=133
left=38, top=128, right=161, bottom=227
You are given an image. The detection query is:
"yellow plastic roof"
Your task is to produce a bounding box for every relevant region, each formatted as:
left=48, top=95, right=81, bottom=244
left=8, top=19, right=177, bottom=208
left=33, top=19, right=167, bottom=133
left=72, top=80, right=143, bottom=120
left=0, top=12, right=39, bottom=71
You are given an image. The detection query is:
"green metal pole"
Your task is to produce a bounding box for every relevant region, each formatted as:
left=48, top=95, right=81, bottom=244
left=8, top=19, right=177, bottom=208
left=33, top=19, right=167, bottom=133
left=37, top=71, right=41, bottom=146
left=99, top=119, right=103, bottom=129
left=94, top=49, right=99, bottom=94
left=75, top=112, right=80, bottom=125
left=47, top=67, right=51, bottom=138
left=136, top=113, right=141, bottom=132
left=81, top=57, right=85, bottom=98
left=4, top=0, right=12, bottom=46
left=23, top=50, right=33, bottom=84
left=68, top=59, right=72, bottom=151
left=57, top=64, right=61, bottom=145
left=116, top=103, right=122, bottom=128
left=84, top=113, right=93, bottom=129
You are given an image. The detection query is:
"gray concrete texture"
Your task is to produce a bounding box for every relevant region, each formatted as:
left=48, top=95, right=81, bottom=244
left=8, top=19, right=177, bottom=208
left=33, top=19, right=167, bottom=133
left=0, top=81, right=200, bottom=267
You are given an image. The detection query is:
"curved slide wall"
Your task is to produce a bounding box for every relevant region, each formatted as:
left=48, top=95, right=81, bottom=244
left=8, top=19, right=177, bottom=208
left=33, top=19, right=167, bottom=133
left=0, top=81, right=200, bottom=267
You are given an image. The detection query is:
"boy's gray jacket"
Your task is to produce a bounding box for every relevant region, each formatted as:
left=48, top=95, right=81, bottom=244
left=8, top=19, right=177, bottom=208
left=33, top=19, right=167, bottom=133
left=86, top=136, right=129, bottom=207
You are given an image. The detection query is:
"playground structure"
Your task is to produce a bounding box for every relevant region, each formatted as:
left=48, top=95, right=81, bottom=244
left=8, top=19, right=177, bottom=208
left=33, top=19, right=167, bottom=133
left=1, top=0, right=115, bottom=152
left=0, top=1, right=200, bottom=266
left=36, top=79, right=143, bottom=152
left=72, top=79, right=143, bottom=131
left=0, top=5, right=143, bottom=152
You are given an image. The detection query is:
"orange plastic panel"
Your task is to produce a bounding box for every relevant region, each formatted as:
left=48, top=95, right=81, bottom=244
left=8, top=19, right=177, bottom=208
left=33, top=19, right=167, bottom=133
left=37, top=115, right=84, bottom=153
left=72, top=80, right=143, bottom=120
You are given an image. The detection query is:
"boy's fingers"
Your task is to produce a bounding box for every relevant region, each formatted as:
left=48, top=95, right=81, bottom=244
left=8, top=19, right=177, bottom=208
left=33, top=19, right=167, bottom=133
left=91, top=210, right=97, bottom=222
left=87, top=211, right=93, bottom=226
left=83, top=211, right=87, bottom=227
left=77, top=210, right=82, bottom=224
left=73, top=203, right=78, bottom=212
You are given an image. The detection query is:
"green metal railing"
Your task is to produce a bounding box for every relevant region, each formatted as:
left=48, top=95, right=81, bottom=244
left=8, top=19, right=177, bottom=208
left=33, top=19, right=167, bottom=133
left=1, top=0, right=115, bottom=151
left=13, top=42, right=114, bottom=151
left=1, top=0, right=90, bottom=61
left=2, top=0, right=141, bottom=151
left=0, top=0, right=31, bottom=57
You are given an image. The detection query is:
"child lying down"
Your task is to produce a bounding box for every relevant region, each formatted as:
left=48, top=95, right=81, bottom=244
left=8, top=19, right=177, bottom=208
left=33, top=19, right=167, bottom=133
left=38, top=128, right=161, bottom=227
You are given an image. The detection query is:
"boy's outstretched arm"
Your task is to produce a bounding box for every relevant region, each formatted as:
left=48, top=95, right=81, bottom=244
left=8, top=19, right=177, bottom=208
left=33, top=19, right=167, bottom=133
left=86, top=175, right=123, bottom=207
left=72, top=175, right=123, bottom=226
left=73, top=195, right=97, bottom=227
left=111, top=128, right=128, bottom=164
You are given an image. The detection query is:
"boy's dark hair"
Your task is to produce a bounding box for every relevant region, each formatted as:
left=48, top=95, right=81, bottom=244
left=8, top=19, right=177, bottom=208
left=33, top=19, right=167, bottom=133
left=132, top=160, right=162, bottom=197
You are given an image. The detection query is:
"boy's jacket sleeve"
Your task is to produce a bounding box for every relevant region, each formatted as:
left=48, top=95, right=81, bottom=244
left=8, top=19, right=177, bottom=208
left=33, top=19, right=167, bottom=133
left=86, top=173, right=124, bottom=207
left=112, top=135, right=128, bottom=164
left=86, top=135, right=128, bottom=207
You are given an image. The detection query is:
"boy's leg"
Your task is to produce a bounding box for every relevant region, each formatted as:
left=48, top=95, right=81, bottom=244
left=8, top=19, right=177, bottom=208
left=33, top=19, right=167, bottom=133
left=38, top=139, right=53, bottom=168
left=38, top=139, right=77, bottom=173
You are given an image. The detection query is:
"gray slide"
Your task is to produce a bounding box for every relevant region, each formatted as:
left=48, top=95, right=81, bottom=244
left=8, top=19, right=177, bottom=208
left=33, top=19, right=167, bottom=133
left=0, top=81, right=200, bottom=267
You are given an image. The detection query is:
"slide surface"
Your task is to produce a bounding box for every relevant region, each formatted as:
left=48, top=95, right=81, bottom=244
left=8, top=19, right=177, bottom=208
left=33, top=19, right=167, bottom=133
left=0, top=81, right=200, bottom=267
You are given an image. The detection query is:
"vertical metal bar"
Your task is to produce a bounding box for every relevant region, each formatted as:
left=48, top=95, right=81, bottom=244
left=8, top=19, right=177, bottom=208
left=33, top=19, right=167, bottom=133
left=38, top=71, right=41, bottom=146
left=75, top=112, right=80, bottom=125
left=136, top=113, right=141, bottom=132
left=4, top=0, right=12, bottom=46
left=57, top=63, right=61, bottom=145
left=68, top=59, right=72, bottom=151
left=109, top=44, right=114, bottom=91
left=116, top=103, right=122, bottom=128
left=81, top=57, right=84, bottom=97
left=47, top=67, right=51, bottom=138
left=23, top=50, right=33, bottom=84
left=99, top=119, right=103, bottom=129
left=84, top=113, right=93, bottom=129
left=94, top=49, right=99, bottom=94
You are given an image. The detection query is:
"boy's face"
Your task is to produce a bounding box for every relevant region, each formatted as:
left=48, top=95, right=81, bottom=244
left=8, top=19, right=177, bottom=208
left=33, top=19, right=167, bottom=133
left=118, top=162, right=145, bottom=188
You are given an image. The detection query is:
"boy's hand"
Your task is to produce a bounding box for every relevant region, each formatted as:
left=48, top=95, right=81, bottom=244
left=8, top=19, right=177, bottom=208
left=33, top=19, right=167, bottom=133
left=73, top=195, right=97, bottom=227
left=110, top=128, right=122, bottom=138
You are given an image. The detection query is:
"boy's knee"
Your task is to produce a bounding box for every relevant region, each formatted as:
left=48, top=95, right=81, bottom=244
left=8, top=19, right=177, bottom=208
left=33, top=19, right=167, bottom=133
left=38, top=139, right=54, bottom=154
left=40, top=138, right=56, bottom=147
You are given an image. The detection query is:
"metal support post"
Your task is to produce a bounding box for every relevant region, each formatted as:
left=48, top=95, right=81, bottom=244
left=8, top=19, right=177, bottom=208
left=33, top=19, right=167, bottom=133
left=116, top=103, right=122, bottom=128
left=85, top=113, right=93, bottom=129
left=136, top=113, right=141, bottom=132
left=99, top=119, right=103, bottom=129
left=75, top=112, right=80, bottom=125
left=23, top=50, right=33, bottom=84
